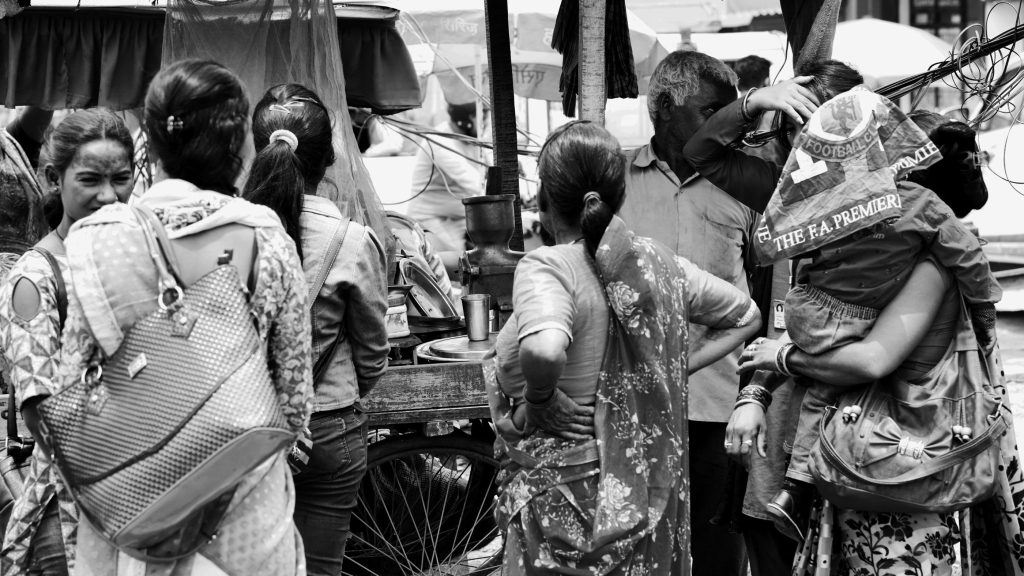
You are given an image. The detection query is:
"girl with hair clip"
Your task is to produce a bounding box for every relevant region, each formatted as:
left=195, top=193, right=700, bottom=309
left=51, top=59, right=313, bottom=575
left=0, top=108, right=134, bottom=576
left=244, top=83, right=388, bottom=576
left=485, top=121, right=761, bottom=575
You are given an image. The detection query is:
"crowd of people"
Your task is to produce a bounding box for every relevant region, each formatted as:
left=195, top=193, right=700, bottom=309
left=0, top=42, right=1020, bottom=576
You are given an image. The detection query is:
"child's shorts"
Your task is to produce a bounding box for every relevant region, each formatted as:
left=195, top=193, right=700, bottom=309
left=784, top=283, right=880, bottom=355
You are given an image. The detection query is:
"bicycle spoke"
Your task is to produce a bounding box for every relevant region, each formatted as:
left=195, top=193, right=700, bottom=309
left=343, top=434, right=503, bottom=576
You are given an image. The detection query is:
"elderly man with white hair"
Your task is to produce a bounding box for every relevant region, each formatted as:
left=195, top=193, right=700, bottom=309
left=619, top=50, right=755, bottom=576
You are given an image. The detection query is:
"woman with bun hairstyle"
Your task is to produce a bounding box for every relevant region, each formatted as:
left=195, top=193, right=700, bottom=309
left=485, top=121, right=761, bottom=574
left=244, top=83, right=388, bottom=576
left=52, top=59, right=312, bottom=575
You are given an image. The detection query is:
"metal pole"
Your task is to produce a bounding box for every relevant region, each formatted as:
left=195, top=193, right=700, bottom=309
left=484, top=0, right=524, bottom=252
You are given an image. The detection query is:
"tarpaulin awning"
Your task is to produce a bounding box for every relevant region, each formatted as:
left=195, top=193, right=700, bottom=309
left=0, top=3, right=420, bottom=112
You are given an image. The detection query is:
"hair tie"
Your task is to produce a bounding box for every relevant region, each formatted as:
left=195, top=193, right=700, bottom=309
left=269, top=129, right=299, bottom=152
left=582, top=191, right=602, bottom=206
left=166, top=116, right=184, bottom=134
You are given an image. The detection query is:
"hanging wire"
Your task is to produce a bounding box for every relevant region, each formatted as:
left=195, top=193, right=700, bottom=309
left=740, top=2, right=1024, bottom=194
left=374, top=116, right=538, bottom=207
left=399, top=10, right=548, bottom=151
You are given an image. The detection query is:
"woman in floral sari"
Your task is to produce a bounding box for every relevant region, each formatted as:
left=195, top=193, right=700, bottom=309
left=484, top=121, right=763, bottom=574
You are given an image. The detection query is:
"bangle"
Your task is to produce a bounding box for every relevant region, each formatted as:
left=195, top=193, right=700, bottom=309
left=741, top=87, right=758, bottom=122
left=735, top=398, right=768, bottom=411
left=776, top=343, right=796, bottom=377
left=735, top=384, right=772, bottom=410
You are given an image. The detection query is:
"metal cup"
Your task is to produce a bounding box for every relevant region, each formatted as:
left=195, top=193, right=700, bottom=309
left=462, top=294, right=491, bottom=341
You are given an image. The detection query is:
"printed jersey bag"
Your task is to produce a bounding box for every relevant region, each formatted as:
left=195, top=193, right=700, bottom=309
left=810, top=295, right=1008, bottom=513
left=36, top=207, right=295, bottom=552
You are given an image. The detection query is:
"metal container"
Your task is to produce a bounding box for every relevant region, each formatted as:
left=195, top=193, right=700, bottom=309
left=462, top=293, right=491, bottom=341
left=385, top=285, right=412, bottom=339
left=415, top=334, right=497, bottom=364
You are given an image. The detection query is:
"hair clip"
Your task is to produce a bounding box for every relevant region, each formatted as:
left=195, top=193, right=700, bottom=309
left=268, top=101, right=307, bottom=115
left=166, top=116, right=184, bottom=134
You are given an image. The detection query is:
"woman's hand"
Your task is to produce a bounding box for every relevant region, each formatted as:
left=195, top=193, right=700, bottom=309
left=725, top=403, right=768, bottom=470
left=746, top=76, right=820, bottom=125
left=524, top=389, right=595, bottom=441
left=737, top=336, right=783, bottom=374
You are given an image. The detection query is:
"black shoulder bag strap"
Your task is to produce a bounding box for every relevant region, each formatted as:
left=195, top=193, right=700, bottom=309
left=6, top=247, right=68, bottom=449
left=308, top=218, right=351, bottom=385
left=31, top=248, right=67, bottom=331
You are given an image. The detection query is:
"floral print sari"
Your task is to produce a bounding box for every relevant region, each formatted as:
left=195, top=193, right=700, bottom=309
left=795, top=344, right=1024, bottom=576
left=485, top=217, right=696, bottom=575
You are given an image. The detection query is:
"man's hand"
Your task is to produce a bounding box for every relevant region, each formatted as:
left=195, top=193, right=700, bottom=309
left=746, top=76, right=820, bottom=125
left=524, top=388, right=595, bottom=441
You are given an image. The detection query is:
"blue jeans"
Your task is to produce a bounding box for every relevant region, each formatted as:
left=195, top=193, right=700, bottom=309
left=292, top=406, right=368, bottom=576
left=27, top=499, right=68, bottom=576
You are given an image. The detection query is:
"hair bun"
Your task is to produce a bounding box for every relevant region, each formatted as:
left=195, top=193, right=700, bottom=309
left=582, top=191, right=602, bottom=205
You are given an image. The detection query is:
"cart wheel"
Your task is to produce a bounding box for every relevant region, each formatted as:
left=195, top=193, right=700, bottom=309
left=343, top=431, right=503, bottom=576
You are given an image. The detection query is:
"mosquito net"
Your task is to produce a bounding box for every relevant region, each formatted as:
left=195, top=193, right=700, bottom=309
left=162, top=0, right=393, bottom=253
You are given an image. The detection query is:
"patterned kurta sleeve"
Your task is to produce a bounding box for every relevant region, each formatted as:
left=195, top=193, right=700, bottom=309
left=675, top=255, right=758, bottom=329
left=0, top=252, right=65, bottom=409
left=250, top=227, right=313, bottom=433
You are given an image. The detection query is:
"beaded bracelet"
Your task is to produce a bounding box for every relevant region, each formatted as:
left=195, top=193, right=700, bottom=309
left=775, top=342, right=796, bottom=377
left=735, top=384, right=772, bottom=410
left=741, top=87, right=759, bottom=122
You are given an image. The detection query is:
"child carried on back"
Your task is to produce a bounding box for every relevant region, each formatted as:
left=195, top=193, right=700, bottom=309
left=748, top=87, right=1000, bottom=541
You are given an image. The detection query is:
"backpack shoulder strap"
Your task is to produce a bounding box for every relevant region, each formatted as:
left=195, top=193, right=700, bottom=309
left=31, top=247, right=67, bottom=332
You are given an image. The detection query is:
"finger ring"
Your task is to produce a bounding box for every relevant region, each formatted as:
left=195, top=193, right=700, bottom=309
left=723, top=442, right=733, bottom=448
left=742, top=440, right=753, bottom=445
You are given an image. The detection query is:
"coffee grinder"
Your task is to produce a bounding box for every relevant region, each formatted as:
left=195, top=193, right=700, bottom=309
left=459, top=172, right=525, bottom=328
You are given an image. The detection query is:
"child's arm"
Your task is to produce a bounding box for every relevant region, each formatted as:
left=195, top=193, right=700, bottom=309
left=919, top=191, right=1001, bottom=305
left=913, top=184, right=1001, bottom=349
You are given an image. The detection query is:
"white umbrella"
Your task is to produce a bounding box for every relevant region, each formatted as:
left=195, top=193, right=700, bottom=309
left=398, top=0, right=668, bottom=103
left=833, top=17, right=953, bottom=85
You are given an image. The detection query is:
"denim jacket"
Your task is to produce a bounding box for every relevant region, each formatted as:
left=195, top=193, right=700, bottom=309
left=300, top=196, right=389, bottom=412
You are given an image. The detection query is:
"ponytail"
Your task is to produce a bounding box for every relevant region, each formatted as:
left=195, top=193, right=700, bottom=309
left=243, top=83, right=335, bottom=263
left=243, top=139, right=306, bottom=261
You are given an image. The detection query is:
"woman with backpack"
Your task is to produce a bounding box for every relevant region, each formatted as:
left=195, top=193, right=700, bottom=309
left=0, top=108, right=135, bottom=575
left=243, top=83, right=388, bottom=576
left=45, top=59, right=313, bottom=575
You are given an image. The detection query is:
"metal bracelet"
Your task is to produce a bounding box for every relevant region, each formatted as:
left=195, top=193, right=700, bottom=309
left=736, top=384, right=772, bottom=409
left=741, top=87, right=759, bottom=122
left=734, top=398, right=768, bottom=411
left=776, top=343, right=796, bottom=377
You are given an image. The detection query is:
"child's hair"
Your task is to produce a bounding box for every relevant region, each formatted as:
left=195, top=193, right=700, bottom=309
left=907, top=110, right=988, bottom=218
left=796, top=60, right=864, bottom=104
left=243, top=84, right=335, bottom=262
left=144, top=59, right=249, bottom=195
left=41, top=108, right=134, bottom=228
left=537, top=121, right=625, bottom=255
